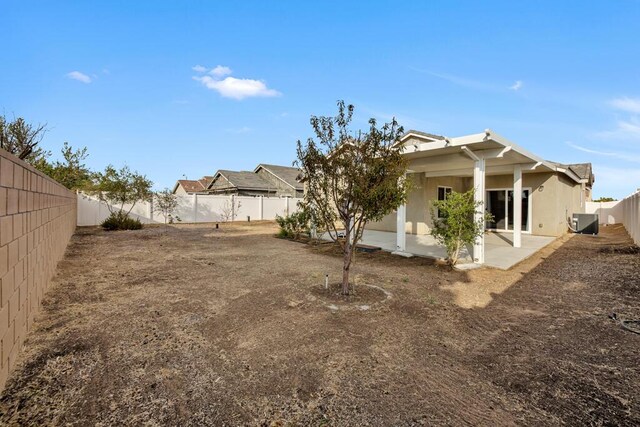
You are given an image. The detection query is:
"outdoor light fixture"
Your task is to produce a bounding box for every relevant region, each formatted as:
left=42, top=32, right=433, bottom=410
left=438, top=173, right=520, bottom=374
left=539, top=185, right=544, bottom=192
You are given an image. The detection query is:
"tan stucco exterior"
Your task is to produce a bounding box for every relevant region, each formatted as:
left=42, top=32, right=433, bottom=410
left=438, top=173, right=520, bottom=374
left=368, top=170, right=587, bottom=237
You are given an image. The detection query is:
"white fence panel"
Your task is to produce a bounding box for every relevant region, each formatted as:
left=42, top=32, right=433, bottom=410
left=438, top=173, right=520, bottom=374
left=585, top=201, right=625, bottom=225
left=586, top=190, right=640, bottom=245
left=194, top=195, right=225, bottom=222
left=236, top=196, right=261, bottom=221
left=77, top=193, right=304, bottom=226
left=263, top=197, right=288, bottom=219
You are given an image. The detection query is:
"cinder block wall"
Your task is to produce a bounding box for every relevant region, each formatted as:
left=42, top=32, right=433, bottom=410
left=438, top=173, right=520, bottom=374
left=0, top=149, right=77, bottom=390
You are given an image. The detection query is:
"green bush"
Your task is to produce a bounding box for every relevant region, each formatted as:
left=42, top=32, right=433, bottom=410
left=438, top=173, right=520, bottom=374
left=101, top=211, right=143, bottom=231
left=430, top=189, right=493, bottom=266
left=275, top=210, right=310, bottom=239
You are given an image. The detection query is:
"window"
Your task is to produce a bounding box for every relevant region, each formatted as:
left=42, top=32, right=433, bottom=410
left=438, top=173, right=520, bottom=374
left=437, top=186, right=452, bottom=218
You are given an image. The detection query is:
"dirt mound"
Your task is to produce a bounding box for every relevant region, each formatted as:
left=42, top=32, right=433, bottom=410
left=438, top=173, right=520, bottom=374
left=310, top=282, right=391, bottom=307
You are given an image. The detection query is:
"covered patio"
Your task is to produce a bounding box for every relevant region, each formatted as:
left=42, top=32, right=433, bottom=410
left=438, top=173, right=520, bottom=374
left=358, top=229, right=555, bottom=270
left=386, top=129, right=577, bottom=267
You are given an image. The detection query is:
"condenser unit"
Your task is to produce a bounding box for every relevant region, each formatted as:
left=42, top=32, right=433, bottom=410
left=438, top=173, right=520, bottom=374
left=572, top=213, right=599, bottom=235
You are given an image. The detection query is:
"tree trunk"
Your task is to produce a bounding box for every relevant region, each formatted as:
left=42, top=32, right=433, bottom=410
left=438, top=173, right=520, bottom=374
left=342, top=222, right=351, bottom=295
left=342, top=246, right=351, bottom=295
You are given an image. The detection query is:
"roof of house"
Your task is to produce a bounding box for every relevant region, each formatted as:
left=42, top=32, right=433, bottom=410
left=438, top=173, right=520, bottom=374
left=199, top=176, right=215, bottom=188
left=547, top=162, right=595, bottom=185
left=402, top=129, right=446, bottom=141
left=174, top=179, right=205, bottom=193
left=209, top=170, right=274, bottom=191
left=568, top=163, right=594, bottom=182
left=253, top=164, right=303, bottom=190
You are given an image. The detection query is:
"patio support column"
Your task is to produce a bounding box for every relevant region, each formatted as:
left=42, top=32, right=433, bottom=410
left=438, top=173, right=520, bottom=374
left=392, top=174, right=411, bottom=257
left=513, top=164, right=522, bottom=248
left=395, top=202, right=406, bottom=252
left=473, top=158, right=486, bottom=264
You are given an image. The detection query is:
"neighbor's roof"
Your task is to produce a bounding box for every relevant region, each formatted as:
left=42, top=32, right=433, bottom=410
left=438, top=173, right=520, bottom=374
left=199, top=176, right=215, bottom=188
left=253, top=164, right=304, bottom=190
left=210, top=170, right=274, bottom=191
left=174, top=179, right=205, bottom=193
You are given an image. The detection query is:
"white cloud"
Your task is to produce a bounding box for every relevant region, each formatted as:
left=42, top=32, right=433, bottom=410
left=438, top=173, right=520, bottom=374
left=566, top=141, right=640, bottom=163
left=192, top=65, right=207, bottom=73
left=509, top=80, right=523, bottom=91
left=66, top=71, right=92, bottom=83
left=609, top=97, right=640, bottom=114
left=596, top=118, right=640, bottom=141
left=193, top=74, right=281, bottom=100
left=210, top=65, right=232, bottom=77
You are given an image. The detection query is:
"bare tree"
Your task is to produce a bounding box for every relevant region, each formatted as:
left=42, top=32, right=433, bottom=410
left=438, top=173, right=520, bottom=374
left=0, top=115, right=49, bottom=162
left=219, top=197, right=242, bottom=222
left=155, top=188, right=179, bottom=224
left=296, top=101, right=409, bottom=294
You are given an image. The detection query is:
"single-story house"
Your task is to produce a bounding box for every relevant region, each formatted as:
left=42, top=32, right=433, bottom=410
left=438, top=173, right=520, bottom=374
left=366, top=129, right=594, bottom=266
left=172, top=176, right=214, bottom=195
left=254, top=164, right=304, bottom=197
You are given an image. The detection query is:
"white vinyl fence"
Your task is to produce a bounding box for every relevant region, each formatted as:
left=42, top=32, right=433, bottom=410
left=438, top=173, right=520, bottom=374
left=77, top=193, right=303, bottom=226
left=586, top=190, right=640, bottom=245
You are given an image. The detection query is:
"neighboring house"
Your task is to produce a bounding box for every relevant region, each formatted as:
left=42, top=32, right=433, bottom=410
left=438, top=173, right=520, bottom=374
left=254, top=164, right=304, bottom=197
left=366, top=129, right=594, bottom=264
left=206, top=170, right=278, bottom=196
left=172, top=177, right=212, bottom=195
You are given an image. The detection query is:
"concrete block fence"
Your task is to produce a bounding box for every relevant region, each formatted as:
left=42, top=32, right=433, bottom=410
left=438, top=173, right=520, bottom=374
left=77, top=193, right=304, bottom=226
left=586, top=190, right=640, bottom=245
left=0, top=149, right=77, bottom=390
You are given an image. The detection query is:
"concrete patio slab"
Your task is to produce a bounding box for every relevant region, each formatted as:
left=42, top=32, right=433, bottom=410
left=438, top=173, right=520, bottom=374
left=325, top=229, right=556, bottom=270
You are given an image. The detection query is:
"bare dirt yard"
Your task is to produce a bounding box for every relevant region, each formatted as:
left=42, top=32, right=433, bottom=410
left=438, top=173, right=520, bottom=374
left=0, top=222, right=638, bottom=426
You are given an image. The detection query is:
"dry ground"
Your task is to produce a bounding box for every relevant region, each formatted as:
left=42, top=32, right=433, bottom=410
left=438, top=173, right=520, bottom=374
left=0, top=221, right=638, bottom=426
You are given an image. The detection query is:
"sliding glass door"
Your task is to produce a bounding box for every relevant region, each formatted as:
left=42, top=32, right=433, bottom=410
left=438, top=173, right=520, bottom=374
left=486, top=189, right=530, bottom=232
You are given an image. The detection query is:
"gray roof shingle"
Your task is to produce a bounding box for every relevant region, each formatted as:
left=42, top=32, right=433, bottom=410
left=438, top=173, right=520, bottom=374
left=255, top=164, right=303, bottom=190
left=214, top=170, right=274, bottom=190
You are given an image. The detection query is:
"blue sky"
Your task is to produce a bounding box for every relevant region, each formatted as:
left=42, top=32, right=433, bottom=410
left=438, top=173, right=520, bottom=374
left=2, top=1, right=640, bottom=199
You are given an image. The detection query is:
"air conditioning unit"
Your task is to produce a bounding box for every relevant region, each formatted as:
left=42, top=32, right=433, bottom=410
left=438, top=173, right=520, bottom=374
left=572, top=213, right=599, bottom=235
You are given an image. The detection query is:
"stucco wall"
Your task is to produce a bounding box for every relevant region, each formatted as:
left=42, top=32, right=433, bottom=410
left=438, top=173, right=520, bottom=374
left=367, top=173, right=467, bottom=234
left=0, top=149, right=77, bottom=390
left=367, top=171, right=585, bottom=238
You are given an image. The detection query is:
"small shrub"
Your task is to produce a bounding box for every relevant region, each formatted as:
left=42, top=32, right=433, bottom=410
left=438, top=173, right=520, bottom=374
left=430, top=189, right=493, bottom=266
left=101, top=211, right=143, bottom=231
left=275, top=210, right=310, bottom=239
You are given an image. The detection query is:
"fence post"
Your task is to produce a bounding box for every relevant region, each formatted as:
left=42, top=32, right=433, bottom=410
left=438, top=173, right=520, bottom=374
left=285, top=197, right=289, bottom=216
left=259, top=196, right=264, bottom=221
left=230, top=194, right=235, bottom=221
left=148, top=197, right=153, bottom=223
left=97, top=197, right=101, bottom=225
left=193, top=193, right=198, bottom=223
